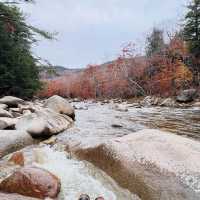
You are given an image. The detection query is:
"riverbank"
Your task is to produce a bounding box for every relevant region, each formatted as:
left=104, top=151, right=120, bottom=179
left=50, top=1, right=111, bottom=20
left=0, top=95, right=200, bottom=199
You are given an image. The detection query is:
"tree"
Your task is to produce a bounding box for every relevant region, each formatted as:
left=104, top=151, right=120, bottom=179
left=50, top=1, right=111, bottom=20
left=0, top=2, right=53, bottom=98
left=184, top=0, right=200, bottom=58
left=145, top=28, right=165, bottom=57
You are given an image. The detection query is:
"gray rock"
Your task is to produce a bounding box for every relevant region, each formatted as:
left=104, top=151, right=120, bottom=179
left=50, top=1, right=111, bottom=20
left=0, top=104, right=8, bottom=110
left=0, top=96, right=24, bottom=107
left=44, top=95, right=75, bottom=120
left=177, top=89, right=197, bottom=103
left=16, top=109, right=73, bottom=138
left=0, top=130, right=34, bottom=158
left=0, top=109, right=13, bottom=118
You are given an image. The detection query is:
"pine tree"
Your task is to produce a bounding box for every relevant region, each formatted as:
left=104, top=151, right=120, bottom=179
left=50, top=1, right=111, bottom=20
left=0, top=2, right=53, bottom=98
left=145, top=28, right=165, bottom=57
left=184, top=0, right=200, bottom=58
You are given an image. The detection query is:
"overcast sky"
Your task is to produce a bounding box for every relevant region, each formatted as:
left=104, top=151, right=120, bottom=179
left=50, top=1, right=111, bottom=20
left=19, top=0, right=188, bottom=68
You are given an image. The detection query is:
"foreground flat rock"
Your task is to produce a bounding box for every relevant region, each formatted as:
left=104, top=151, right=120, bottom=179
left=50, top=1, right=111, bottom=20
left=16, top=108, right=73, bottom=138
left=0, top=130, right=34, bottom=158
left=0, top=166, right=61, bottom=199
left=0, top=96, right=24, bottom=107
left=72, top=129, right=200, bottom=200
left=44, top=95, right=75, bottom=120
left=0, top=193, right=40, bottom=200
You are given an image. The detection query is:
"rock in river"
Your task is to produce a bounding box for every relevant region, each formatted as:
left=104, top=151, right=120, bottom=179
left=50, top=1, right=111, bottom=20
left=72, top=129, right=200, bottom=200
left=44, top=95, right=75, bottom=120
left=0, top=109, right=13, bottom=118
left=0, top=166, right=61, bottom=199
left=0, top=96, right=24, bottom=107
left=176, top=89, right=197, bottom=103
left=16, top=108, right=73, bottom=138
left=0, top=130, right=34, bottom=158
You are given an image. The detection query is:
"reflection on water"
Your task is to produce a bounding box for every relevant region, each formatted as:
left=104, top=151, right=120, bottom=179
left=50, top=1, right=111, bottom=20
left=128, top=107, right=200, bottom=140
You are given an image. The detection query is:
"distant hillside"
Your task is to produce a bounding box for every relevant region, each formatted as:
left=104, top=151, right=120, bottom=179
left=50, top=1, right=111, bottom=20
left=40, top=65, right=83, bottom=80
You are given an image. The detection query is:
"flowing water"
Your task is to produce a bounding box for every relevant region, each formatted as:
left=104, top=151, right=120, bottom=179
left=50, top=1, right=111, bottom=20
left=33, top=146, right=139, bottom=200
left=59, top=101, right=200, bottom=144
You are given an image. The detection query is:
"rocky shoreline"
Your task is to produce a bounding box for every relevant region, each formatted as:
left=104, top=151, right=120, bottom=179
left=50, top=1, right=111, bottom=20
left=0, top=93, right=200, bottom=199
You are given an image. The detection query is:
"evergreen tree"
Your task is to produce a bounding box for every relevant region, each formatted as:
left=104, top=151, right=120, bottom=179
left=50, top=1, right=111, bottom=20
left=145, top=28, right=165, bottom=57
left=184, top=0, right=200, bottom=58
left=0, top=2, right=53, bottom=98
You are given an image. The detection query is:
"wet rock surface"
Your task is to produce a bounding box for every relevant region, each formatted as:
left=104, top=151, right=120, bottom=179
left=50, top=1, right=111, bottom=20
left=0, top=166, right=61, bottom=199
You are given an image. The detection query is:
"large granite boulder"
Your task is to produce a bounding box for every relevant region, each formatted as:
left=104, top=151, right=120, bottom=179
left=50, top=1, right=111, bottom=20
left=0, top=96, right=24, bottom=107
left=44, top=95, right=75, bottom=120
left=16, top=109, right=73, bottom=138
left=0, top=166, right=61, bottom=199
left=0, top=193, right=40, bottom=200
left=177, top=89, right=197, bottom=103
left=71, top=129, right=200, bottom=200
left=0, top=131, right=34, bottom=158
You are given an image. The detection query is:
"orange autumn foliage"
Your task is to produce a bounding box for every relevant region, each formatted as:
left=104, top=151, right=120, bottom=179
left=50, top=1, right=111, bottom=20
left=39, top=37, right=193, bottom=99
